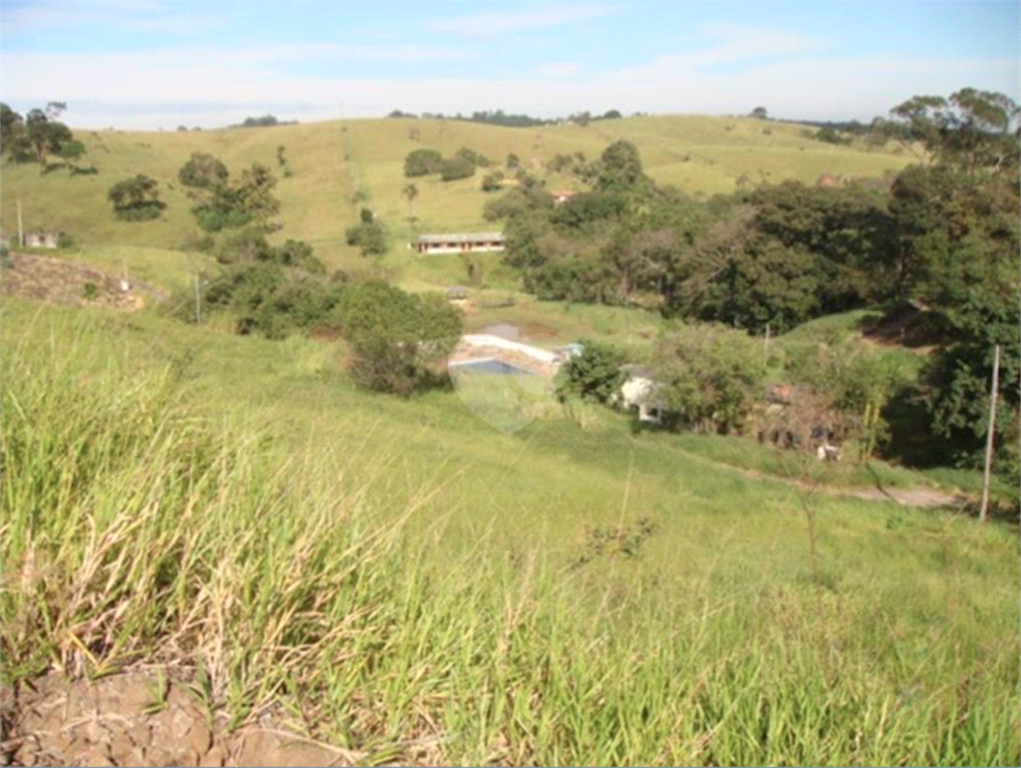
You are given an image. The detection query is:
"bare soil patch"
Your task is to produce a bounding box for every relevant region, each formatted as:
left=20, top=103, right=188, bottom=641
left=2, top=671, right=357, bottom=767
left=0, top=252, right=166, bottom=311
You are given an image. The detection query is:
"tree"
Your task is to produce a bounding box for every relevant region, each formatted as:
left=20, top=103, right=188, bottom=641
left=651, top=323, right=767, bottom=434
left=402, top=183, right=419, bottom=242
left=563, top=341, right=626, bottom=403
left=750, top=106, right=768, bottom=119
left=601, top=109, right=622, bottom=120
left=506, top=153, right=520, bottom=169
left=404, top=148, right=444, bottom=177
left=57, top=140, right=87, bottom=172
left=346, top=222, right=388, bottom=256
left=234, top=163, right=280, bottom=226
left=108, top=175, right=165, bottom=221
left=178, top=152, right=229, bottom=188
left=1, top=102, right=23, bottom=136
left=440, top=155, right=475, bottom=181
left=338, top=280, right=461, bottom=395
left=888, top=88, right=1020, bottom=172
left=20, top=108, right=73, bottom=163
left=481, top=171, right=504, bottom=191
left=596, top=140, right=645, bottom=192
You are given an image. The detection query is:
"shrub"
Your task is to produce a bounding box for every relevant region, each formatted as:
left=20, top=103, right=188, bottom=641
left=338, top=280, right=462, bottom=395
left=108, top=175, right=165, bottom=221
left=345, top=222, right=388, bottom=256
left=217, top=229, right=272, bottom=264
left=563, top=341, right=626, bottom=403
left=82, top=282, right=98, bottom=300
left=440, top=155, right=476, bottom=181
left=651, top=323, right=767, bottom=434
left=403, top=148, right=444, bottom=177
left=481, top=171, right=504, bottom=192
left=178, top=152, right=228, bottom=189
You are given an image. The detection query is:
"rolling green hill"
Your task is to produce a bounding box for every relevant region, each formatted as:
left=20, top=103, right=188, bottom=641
left=1, top=297, right=1018, bottom=764
left=1, top=114, right=914, bottom=293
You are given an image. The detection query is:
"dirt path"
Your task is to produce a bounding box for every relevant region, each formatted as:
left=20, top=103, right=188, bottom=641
left=646, top=439, right=967, bottom=509
left=1, top=252, right=167, bottom=310
left=1, top=672, right=364, bottom=767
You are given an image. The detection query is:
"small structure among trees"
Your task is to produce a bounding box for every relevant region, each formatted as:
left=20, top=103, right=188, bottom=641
left=415, top=232, right=505, bottom=255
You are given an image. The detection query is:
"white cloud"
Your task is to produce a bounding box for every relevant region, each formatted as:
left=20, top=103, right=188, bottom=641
left=428, top=2, right=622, bottom=36
left=534, top=63, right=583, bottom=77
left=691, top=24, right=829, bottom=61
left=2, top=28, right=1017, bottom=129
left=0, top=0, right=226, bottom=34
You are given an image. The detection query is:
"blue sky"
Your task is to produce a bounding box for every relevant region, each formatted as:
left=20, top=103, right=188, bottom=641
left=1, top=0, right=1018, bottom=129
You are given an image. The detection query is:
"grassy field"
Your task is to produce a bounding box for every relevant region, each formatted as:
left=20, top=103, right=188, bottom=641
left=2, top=297, right=1018, bottom=764
left=1, top=113, right=915, bottom=295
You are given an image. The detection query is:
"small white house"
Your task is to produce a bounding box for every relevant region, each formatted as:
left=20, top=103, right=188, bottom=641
left=24, top=230, right=61, bottom=249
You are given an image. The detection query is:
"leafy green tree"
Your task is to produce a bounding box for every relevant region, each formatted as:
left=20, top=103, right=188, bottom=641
left=888, top=88, right=1020, bottom=172
left=2, top=104, right=75, bottom=164
left=563, top=341, right=626, bottom=402
left=440, top=154, right=476, bottom=181
left=178, top=152, right=229, bottom=188
left=651, top=323, right=767, bottom=434
left=338, top=280, right=461, bottom=394
left=191, top=162, right=279, bottom=232
left=404, top=148, right=444, bottom=176
left=481, top=171, right=505, bottom=191
left=596, top=140, right=645, bottom=192
left=345, top=222, right=388, bottom=255
left=750, top=107, right=768, bottom=119
left=814, top=126, right=850, bottom=145
left=23, top=108, right=73, bottom=163
left=234, top=163, right=280, bottom=226
left=57, top=140, right=87, bottom=172
left=108, top=175, right=165, bottom=221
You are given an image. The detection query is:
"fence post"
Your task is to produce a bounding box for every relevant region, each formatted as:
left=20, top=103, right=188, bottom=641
left=980, top=344, right=1000, bottom=523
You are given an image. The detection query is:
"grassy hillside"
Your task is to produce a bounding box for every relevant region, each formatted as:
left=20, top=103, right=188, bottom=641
left=1, top=114, right=914, bottom=292
left=2, top=297, right=1018, bottom=764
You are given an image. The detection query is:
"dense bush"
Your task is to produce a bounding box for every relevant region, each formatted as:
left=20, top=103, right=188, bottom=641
left=345, top=222, right=388, bottom=256
left=189, top=162, right=279, bottom=233
left=651, top=323, right=767, bottom=434
left=440, top=155, right=476, bottom=181
left=108, top=175, right=165, bottom=221
left=481, top=171, right=504, bottom=192
left=338, top=280, right=462, bottom=394
left=178, top=152, right=229, bottom=189
left=563, top=341, right=626, bottom=403
left=404, top=148, right=444, bottom=177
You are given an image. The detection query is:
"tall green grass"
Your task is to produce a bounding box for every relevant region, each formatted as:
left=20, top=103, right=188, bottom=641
left=2, top=302, right=1018, bottom=764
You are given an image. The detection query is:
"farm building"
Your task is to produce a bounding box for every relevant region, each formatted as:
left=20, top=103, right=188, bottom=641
left=416, top=232, right=504, bottom=255
left=24, top=230, right=61, bottom=249
left=616, top=365, right=665, bottom=424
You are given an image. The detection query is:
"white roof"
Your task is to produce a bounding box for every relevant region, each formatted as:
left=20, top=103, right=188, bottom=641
left=418, top=232, right=504, bottom=244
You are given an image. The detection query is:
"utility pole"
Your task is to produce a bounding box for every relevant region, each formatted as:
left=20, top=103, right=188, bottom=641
left=980, top=344, right=1000, bottom=523
left=17, top=199, right=24, bottom=247
left=194, top=273, right=202, bottom=325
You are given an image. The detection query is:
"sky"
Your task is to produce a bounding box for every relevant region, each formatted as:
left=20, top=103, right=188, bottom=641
left=1, top=0, right=1018, bottom=130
